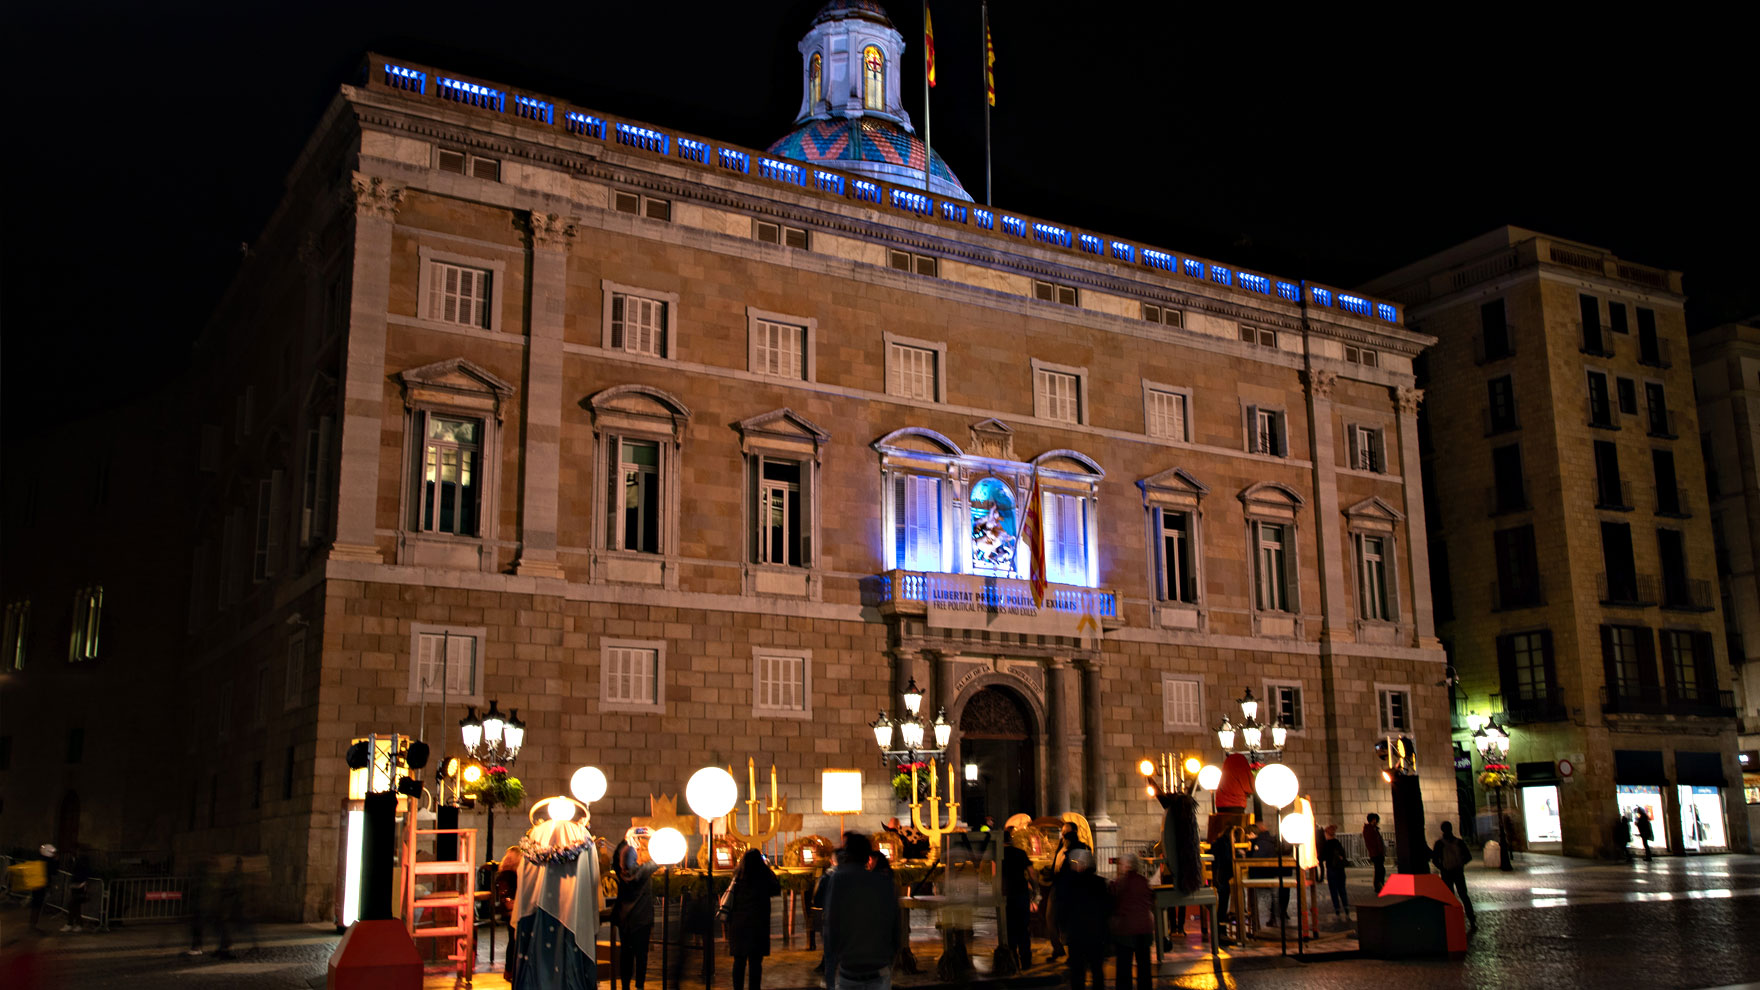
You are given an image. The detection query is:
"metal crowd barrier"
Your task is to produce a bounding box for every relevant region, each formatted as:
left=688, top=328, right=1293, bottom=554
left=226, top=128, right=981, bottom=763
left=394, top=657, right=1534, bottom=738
left=103, top=876, right=195, bottom=930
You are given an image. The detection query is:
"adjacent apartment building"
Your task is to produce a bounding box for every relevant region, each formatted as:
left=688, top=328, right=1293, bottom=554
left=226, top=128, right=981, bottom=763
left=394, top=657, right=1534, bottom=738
left=4, top=3, right=1450, bottom=920
left=1365, top=229, right=1747, bottom=859
left=1690, top=317, right=1760, bottom=836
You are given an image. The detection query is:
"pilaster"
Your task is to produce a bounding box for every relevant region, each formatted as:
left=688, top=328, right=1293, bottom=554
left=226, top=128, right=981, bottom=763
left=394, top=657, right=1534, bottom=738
left=327, top=173, right=403, bottom=564
left=1078, top=659, right=1114, bottom=833
left=1304, top=368, right=1349, bottom=635
left=1393, top=386, right=1439, bottom=647
left=1046, top=658, right=1071, bottom=815
left=512, top=211, right=577, bottom=579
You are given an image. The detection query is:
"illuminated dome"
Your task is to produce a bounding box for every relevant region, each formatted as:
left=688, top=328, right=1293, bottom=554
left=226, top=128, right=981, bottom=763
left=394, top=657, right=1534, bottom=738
left=776, top=0, right=972, bottom=201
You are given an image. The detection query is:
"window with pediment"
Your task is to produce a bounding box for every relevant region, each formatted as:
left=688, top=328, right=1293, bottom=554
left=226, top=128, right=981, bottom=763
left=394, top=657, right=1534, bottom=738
left=738, top=409, right=831, bottom=599
left=587, top=385, right=692, bottom=588
left=396, top=358, right=514, bottom=571
left=1140, top=468, right=1208, bottom=614
left=1346, top=496, right=1405, bottom=628
left=1240, top=482, right=1305, bottom=630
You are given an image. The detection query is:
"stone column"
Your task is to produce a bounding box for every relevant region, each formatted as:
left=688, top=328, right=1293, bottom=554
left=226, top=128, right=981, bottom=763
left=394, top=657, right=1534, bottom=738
left=1393, top=386, right=1439, bottom=647
left=1046, top=659, right=1071, bottom=815
left=1079, top=660, right=1116, bottom=862
left=327, top=174, right=403, bottom=564
left=513, top=212, right=576, bottom=579
left=1303, top=368, right=1348, bottom=636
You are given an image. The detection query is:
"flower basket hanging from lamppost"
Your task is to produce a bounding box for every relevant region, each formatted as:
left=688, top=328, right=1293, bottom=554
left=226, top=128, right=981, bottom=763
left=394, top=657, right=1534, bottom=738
left=891, top=762, right=932, bottom=803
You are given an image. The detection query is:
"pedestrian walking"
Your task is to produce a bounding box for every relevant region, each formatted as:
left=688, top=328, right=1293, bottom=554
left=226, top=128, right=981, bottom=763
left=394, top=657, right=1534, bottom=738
left=826, top=833, right=899, bottom=990
left=1634, top=807, right=1655, bottom=861
left=185, top=855, right=213, bottom=957
left=1319, top=826, right=1350, bottom=919
left=1615, top=814, right=1634, bottom=863
left=21, top=843, right=53, bottom=933
left=1108, top=853, right=1152, bottom=990
left=60, top=847, right=91, bottom=932
left=1431, top=822, right=1476, bottom=932
left=1363, top=814, right=1387, bottom=893
left=613, top=837, right=662, bottom=990
left=1053, top=849, right=1108, bottom=990
left=1046, top=821, right=1088, bottom=961
left=1002, top=828, right=1034, bottom=969
left=724, top=849, right=782, bottom=990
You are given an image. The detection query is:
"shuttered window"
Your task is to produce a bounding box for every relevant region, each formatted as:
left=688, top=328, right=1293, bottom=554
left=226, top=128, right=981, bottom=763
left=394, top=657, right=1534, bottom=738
left=1036, top=369, right=1080, bottom=423
left=1162, top=676, right=1202, bottom=730
left=756, top=653, right=807, bottom=713
left=893, top=473, right=943, bottom=571
left=1045, top=492, right=1089, bottom=586
left=416, top=631, right=477, bottom=698
left=753, top=320, right=805, bottom=379
left=1146, top=389, right=1187, bottom=440
left=610, top=292, right=668, bottom=357
left=604, top=645, right=659, bottom=706
left=888, top=343, right=937, bottom=400
left=427, top=261, right=492, bottom=329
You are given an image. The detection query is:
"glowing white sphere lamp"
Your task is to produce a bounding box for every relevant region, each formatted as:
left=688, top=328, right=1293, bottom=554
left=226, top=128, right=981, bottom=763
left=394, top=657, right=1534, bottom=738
left=1196, top=764, right=1223, bottom=791
left=571, top=766, right=608, bottom=804
left=649, top=827, right=687, bottom=867
left=1254, top=762, right=1299, bottom=810
left=547, top=797, right=578, bottom=822
left=1280, top=810, right=1310, bottom=839
left=686, top=767, right=739, bottom=820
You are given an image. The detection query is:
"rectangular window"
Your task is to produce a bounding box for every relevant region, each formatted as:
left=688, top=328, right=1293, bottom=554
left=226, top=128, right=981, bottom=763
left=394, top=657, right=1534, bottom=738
left=1240, top=326, right=1278, bottom=349
left=1601, top=521, right=1640, bottom=602
left=1145, top=389, right=1188, bottom=441
left=252, top=472, right=284, bottom=582
left=1594, top=440, right=1626, bottom=508
left=1359, top=534, right=1390, bottom=621
left=426, top=261, right=492, bottom=329
left=284, top=631, right=305, bottom=713
left=253, top=665, right=270, bottom=727
left=1603, top=624, right=1650, bottom=696
left=757, top=458, right=804, bottom=567
left=1587, top=371, right=1614, bottom=427
left=1046, top=492, right=1090, bottom=586
left=1492, top=444, right=1525, bottom=513
left=1161, top=675, right=1203, bottom=731
left=603, top=644, right=660, bottom=708
left=1349, top=425, right=1385, bottom=472
left=1494, top=525, right=1542, bottom=609
left=614, top=190, right=671, bottom=221
left=1246, top=406, right=1287, bottom=456
left=888, top=342, right=938, bottom=401
left=1580, top=293, right=1606, bottom=354
left=1256, top=522, right=1290, bottom=612
left=1158, top=510, right=1197, bottom=604
left=1036, top=368, right=1081, bottom=424
left=1637, top=307, right=1664, bottom=365
left=283, top=745, right=296, bottom=800
left=1616, top=377, right=1638, bottom=415
left=415, top=630, right=478, bottom=699
left=1663, top=630, right=1698, bottom=700
left=417, top=414, right=482, bottom=536
left=1506, top=631, right=1551, bottom=702
left=301, top=416, right=334, bottom=545
left=1267, top=682, right=1304, bottom=731
left=437, top=148, right=500, bottom=180
left=755, top=220, right=809, bottom=249
left=1654, top=449, right=1683, bottom=515
left=610, top=292, right=668, bottom=357
left=1645, top=382, right=1672, bottom=436
left=1378, top=688, right=1410, bottom=733
left=753, top=319, right=806, bottom=379
left=1658, top=528, right=1691, bottom=607
left=893, top=473, right=944, bottom=571
left=1487, top=375, right=1517, bottom=433
left=609, top=438, right=661, bottom=553
left=1142, top=303, right=1184, bottom=328
left=755, top=652, right=809, bottom=715
left=1033, top=279, right=1078, bottom=306
left=68, top=586, right=102, bottom=662
left=888, top=249, right=938, bottom=276
left=1608, top=302, right=1629, bottom=335
left=235, top=387, right=255, bottom=442
left=1479, top=299, right=1511, bottom=361
left=3, top=601, right=27, bottom=671
left=1344, top=345, right=1380, bottom=368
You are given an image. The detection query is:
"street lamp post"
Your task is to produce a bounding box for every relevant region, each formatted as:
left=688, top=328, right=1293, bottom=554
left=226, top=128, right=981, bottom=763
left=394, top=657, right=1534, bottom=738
left=686, top=767, right=739, bottom=990
left=1472, top=720, right=1514, bottom=872
left=869, top=678, right=954, bottom=768
left=458, top=700, right=527, bottom=966
left=1214, top=688, right=1289, bottom=764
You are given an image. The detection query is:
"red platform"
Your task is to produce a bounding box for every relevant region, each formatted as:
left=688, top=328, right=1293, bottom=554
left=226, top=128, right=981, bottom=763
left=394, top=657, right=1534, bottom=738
left=1378, top=873, right=1468, bottom=955
left=328, top=918, right=423, bottom=990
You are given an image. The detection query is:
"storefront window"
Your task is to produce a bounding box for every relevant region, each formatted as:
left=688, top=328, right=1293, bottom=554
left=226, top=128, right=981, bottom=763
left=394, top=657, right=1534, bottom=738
left=1677, top=785, right=1726, bottom=852
left=1616, top=784, right=1663, bottom=849
left=1521, top=785, right=1562, bottom=843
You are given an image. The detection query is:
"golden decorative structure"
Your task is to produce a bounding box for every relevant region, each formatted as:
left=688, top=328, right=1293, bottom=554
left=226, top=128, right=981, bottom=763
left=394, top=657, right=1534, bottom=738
left=908, top=759, right=963, bottom=861
left=633, top=793, right=699, bottom=835
left=723, top=758, right=802, bottom=855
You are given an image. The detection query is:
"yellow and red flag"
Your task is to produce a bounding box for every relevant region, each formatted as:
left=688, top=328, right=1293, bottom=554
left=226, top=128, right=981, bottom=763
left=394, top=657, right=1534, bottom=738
left=985, top=21, right=995, bottom=105
left=1021, top=470, right=1045, bottom=609
left=925, top=5, right=936, bottom=87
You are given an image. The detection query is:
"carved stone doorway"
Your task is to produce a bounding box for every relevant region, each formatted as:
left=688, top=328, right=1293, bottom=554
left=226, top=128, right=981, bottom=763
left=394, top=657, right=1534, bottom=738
left=959, top=686, right=1037, bottom=824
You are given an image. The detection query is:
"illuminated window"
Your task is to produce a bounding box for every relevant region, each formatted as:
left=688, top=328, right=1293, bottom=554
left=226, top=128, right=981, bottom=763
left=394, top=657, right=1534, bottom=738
left=610, top=438, right=662, bottom=553
left=737, top=409, right=827, bottom=579
left=754, top=649, right=811, bottom=718
left=602, top=640, right=664, bottom=712
left=407, top=624, right=484, bottom=704
left=414, top=414, right=482, bottom=536
left=809, top=52, right=823, bottom=106
left=68, top=586, right=102, bottom=662
left=969, top=477, right=1019, bottom=575
left=892, top=472, right=945, bottom=571
left=756, top=457, right=804, bottom=566
left=1359, top=534, right=1390, bottom=620
left=863, top=46, right=885, bottom=110
left=1045, top=491, right=1092, bottom=586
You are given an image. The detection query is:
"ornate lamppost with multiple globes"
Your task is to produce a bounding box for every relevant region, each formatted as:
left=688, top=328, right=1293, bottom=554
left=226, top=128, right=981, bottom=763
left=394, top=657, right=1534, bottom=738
left=869, top=678, right=953, bottom=767
left=458, top=700, right=526, bottom=967
left=1472, top=718, right=1515, bottom=872
left=1214, top=687, right=1288, bottom=762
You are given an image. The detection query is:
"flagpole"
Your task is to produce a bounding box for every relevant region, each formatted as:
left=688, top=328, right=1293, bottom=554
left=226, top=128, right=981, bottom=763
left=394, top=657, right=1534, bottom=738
left=982, top=0, right=992, bottom=206
left=922, top=0, right=932, bottom=193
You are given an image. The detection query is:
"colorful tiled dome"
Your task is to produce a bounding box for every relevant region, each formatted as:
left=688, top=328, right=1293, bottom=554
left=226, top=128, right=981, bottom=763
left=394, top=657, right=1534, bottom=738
left=768, top=116, right=972, bottom=201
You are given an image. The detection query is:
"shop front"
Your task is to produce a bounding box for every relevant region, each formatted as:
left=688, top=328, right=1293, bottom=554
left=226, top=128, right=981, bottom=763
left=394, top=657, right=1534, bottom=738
left=1516, top=760, right=1562, bottom=848
left=1614, top=750, right=1669, bottom=854
left=1675, top=751, right=1730, bottom=853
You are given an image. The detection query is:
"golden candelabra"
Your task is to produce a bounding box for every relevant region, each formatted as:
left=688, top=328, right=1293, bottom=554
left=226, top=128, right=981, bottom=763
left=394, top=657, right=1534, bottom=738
left=723, top=758, right=802, bottom=854
left=908, top=759, right=962, bottom=861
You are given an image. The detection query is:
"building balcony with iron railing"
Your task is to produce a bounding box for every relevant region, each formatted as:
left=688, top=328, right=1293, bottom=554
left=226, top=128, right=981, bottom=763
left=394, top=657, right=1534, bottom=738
left=1580, top=324, right=1615, bottom=358
left=1475, top=329, right=1517, bottom=365
left=1637, top=336, right=1672, bottom=369
left=1495, top=686, right=1569, bottom=724
left=1647, top=408, right=1678, bottom=439
left=1483, top=405, right=1520, bottom=437
left=1489, top=576, right=1546, bottom=612
left=1656, top=485, right=1691, bottom=518
left=867, top=569, right=1120, bottom=632
left=1670, top=687, right=1738, bottom=718
left=1599, top=572, right=1658, bottom=607
left=1660, top=576, right=1716, bottom=613
left=1602, top=683, right=1736, bottom=718
left=1594, top=478, right=1633, bottom=511
left=1587, top=397, right=1619, bottom=430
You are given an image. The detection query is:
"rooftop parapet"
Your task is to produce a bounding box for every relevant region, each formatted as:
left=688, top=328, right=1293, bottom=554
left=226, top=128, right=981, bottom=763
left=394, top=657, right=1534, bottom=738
left=359, top=54, right=1411, bottom=334
left=1362, top=227, right=1682, bottom=308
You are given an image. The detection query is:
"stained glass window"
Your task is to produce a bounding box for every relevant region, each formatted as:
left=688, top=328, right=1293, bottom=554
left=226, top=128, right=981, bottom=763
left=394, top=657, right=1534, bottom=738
left=863, top=46, right=884, bottom=110
left=810, top=53, right=823, bottom=106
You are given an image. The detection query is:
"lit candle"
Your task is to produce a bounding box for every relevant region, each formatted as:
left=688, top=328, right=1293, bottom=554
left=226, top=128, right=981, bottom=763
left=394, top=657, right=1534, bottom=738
left=749, top=758, right=758, bottom=800
left=911, top=762, right=919, bottom=804
left=771, top=763, right=778, bottom=810
left=930, top=760, right=939, bottom=803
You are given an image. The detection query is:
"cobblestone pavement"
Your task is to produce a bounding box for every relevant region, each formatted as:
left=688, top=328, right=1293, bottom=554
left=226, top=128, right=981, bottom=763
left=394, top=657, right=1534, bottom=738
left=4, top=854, right=1756, bottom=990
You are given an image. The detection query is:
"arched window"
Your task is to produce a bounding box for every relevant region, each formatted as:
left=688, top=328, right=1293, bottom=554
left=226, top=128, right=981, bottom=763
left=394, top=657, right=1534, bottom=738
left=863, top=46, right=884, bottom=109
left=809, top=52, right=822, bottom=106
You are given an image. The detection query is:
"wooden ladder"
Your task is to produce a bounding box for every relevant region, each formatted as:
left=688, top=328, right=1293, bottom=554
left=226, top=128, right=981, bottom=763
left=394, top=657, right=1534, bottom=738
left=402, top=817, right=479, bottom=988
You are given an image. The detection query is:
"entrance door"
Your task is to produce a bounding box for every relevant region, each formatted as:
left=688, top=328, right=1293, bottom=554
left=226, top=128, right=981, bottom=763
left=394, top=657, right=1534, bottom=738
left=959, top=686, right=1036, bottom=825
left=1677, top=785, right=1727, bottom=852
left=1521, top=785, right=1562, bottom=843
left=1616, top=785, right=1663, bottom=851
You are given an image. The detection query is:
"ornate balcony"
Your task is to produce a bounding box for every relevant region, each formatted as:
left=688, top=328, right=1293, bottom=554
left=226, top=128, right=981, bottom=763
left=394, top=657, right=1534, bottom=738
left=868, top=569, right=1119, bottom=638
left=1495, top=686, right=1569, bottom=724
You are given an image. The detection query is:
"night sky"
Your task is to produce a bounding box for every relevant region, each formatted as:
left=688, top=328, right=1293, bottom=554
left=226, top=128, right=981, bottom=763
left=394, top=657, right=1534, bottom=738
left=4, top=2, right=1751, bottom=429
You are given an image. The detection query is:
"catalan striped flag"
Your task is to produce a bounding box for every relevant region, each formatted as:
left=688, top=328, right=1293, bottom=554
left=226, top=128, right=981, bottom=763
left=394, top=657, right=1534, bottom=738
left=925, top=4, right=936, bottom=87
left=1021, top=470, right=1046, bottom=609
left=985, top=21, right=995, bottom=105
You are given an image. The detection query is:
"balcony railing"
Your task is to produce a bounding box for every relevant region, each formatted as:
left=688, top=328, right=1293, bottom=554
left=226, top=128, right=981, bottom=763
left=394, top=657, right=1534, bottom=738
left=1668, top=687, right=1737, bottom=718
left=1656, top=485, right=1690, bottom=518
left=1602, top=683, right=1668, bottom=715
left=1661, top=576, right=1715, bottom=612
left=1599, top=572, right=1658, bottom=607
left=1495, top=686, right=1569, bottom=724
left=1450, top=692, right=1470, bottom=731
left=1647, top=408, right=1678, bottom=439
left=1486, top=484, right=1529, bottom=516
left=1580, top=325, right=1615, bottom=358
left=1587, top=397, right=1618, bottom=430
left=1483, top=405, right=1520, bottom=436
left=1637, top=336, right=1672, bottom=369
left=1475, top=330, right=1517, bottom=365
left=1594, top=479, right=1633, bottom=511
left=869, top=569, right=1118, bottom=620
left=1489, top=576, right=1546, bottom=612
